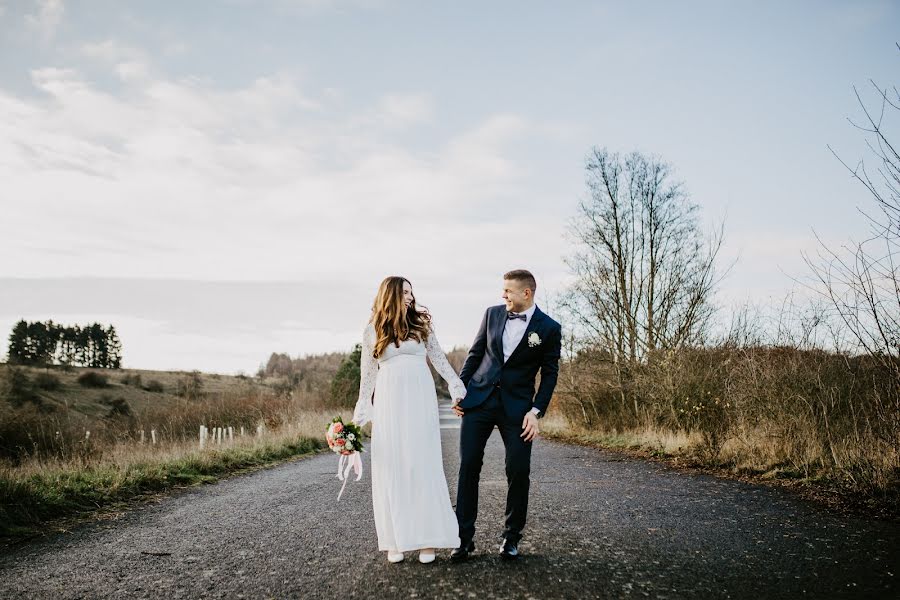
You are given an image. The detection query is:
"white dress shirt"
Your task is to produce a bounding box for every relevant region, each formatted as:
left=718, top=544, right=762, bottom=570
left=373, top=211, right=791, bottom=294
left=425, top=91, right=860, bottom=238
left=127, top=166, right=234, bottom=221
left=502, top=303, right=536, bottom=362
left=502, top=304, right=542, bottom=418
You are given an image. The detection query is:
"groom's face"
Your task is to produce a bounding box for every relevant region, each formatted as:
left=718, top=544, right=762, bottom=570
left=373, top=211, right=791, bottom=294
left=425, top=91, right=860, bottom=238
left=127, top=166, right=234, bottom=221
left=502, top=279, right=531, bottom=312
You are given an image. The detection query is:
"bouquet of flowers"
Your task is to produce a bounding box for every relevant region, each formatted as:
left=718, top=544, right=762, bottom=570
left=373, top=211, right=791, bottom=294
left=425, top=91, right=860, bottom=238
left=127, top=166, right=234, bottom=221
left=326, top=416, right=364, bottom=500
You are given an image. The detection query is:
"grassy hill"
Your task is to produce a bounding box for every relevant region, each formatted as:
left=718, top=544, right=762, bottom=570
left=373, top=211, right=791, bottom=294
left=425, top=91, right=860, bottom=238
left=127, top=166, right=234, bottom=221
left=0, top=358, right=355, bottom=538
left=2, top=364, right=259, bottom=418
left=0, top=349, right=356, bottom=459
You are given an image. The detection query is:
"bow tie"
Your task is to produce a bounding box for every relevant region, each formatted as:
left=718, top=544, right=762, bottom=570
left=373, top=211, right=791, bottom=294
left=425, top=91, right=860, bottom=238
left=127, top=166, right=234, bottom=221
left=507, top=312, right=527, bottom=321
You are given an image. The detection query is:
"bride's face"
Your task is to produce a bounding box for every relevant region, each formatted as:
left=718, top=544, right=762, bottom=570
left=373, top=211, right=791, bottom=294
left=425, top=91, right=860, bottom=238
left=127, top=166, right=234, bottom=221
left=402, top=281, right=414, bottom=311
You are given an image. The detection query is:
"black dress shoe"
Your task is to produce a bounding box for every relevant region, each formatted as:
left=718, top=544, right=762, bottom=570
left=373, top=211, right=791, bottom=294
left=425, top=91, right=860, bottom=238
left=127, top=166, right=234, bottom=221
left=450, top=540, right=475, bottom=561
left=499, top=539, right=519, bottom=560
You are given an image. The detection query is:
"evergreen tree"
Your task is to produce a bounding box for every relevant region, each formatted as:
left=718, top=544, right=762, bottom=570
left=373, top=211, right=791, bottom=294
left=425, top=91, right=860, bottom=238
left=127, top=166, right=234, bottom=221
left=24, top=321, right=56, bottom=366
left=106, top=326, right=122, bottom=369
left=4, top=320, right=123, bottom=369
left=86, top=323, right=104, bottom=368
left=75, top=325, right=89, bottom=366
left=6, top=320, right=28, bottom=364
left=58, top=326, right=79, bottom=367
left=329, top=343, right=362, bottom=407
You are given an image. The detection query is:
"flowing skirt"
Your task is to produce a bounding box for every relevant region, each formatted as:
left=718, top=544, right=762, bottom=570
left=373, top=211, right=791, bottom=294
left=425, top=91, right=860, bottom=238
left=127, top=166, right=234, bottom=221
left=371, top=354, right=461, bottom=552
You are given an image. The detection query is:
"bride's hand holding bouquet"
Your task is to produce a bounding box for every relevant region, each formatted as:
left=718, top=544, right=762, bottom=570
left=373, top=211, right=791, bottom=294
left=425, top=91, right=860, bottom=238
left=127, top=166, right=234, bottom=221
left=326, top=416, right=364, bottom=500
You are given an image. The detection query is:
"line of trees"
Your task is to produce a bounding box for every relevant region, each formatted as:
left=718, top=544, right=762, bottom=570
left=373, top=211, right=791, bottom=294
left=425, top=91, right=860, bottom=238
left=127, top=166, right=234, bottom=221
left=6, top=320, right=122, bottom=369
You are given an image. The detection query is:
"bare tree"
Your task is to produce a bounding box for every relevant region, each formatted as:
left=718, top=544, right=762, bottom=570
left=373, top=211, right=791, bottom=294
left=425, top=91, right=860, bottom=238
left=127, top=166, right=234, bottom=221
left=562, top=148, right=724, bottom=362
left=806, top=52, right=900, bottom=377
left=804, top=48, right=900, bottom=449
left=559, top=148, right=724, bottom=416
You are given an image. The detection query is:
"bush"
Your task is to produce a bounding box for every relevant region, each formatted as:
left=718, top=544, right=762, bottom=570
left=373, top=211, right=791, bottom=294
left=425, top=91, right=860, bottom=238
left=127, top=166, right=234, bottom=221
left=144, top=379, right=164, bottom=393
left=176, top=371, right=203, bottom=399
left=120, top=373, right=143, bottom=387
left=34, top=372, right=61, bottom=391
left=1, top=366, right=42, bottom=408
left=102, top=396, right=132, bottom=419
left=76, top=371, right=108, bottom=388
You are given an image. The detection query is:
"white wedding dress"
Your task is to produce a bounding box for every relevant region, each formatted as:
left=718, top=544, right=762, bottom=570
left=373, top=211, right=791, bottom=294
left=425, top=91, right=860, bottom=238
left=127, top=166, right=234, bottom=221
left=352, top=322, right=467, bottom=552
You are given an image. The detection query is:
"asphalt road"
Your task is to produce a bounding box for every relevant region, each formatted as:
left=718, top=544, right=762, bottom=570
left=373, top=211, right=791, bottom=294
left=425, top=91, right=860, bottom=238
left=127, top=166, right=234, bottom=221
left=1, top=401, right=897, bottom=599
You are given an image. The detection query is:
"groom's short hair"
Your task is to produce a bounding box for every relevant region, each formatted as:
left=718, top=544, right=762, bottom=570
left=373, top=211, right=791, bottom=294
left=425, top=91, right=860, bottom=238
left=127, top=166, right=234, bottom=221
left=504, top=269, right=537, bottom=292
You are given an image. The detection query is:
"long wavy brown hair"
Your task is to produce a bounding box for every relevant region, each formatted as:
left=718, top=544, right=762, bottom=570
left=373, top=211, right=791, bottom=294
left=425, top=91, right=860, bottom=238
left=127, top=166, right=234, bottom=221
left=370, top=276, right=432, bottom=359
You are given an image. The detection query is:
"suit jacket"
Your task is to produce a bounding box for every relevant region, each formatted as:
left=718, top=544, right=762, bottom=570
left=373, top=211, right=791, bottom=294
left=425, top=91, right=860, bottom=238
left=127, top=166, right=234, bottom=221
left=458, top=304, right=562, bottom=418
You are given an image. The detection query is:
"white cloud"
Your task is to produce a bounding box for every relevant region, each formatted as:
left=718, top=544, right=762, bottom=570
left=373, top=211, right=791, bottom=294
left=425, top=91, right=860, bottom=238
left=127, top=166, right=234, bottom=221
left=0, top=38, right=575, bottom=370
left=80, top=39, right=143, bottom=62
left=0, top=59, right=570, bottom=292
left=378, top=93, right=434, bottom=125
left=226, top=0, right=388, bottom=16
left=25, top=0, right=64, bottom=42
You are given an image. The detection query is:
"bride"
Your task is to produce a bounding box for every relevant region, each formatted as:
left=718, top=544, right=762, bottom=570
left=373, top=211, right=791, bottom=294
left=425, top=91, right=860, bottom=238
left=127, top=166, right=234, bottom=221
left=351, top=276, right=467, bottom=564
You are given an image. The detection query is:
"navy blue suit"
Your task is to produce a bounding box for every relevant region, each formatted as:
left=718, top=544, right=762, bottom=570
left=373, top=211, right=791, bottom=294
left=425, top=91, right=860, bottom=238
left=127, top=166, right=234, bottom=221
left=455, top=304, right=562, bottom=545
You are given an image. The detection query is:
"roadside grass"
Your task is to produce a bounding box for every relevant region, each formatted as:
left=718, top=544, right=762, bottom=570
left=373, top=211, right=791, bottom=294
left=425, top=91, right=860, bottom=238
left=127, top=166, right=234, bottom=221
left=540, top=411, right=899, bottom=522
left=0, top=409, right=350, bottom=539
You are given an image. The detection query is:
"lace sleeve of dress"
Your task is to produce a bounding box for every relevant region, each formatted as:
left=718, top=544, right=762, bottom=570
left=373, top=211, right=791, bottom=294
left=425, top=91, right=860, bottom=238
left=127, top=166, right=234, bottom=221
left=425, top=325, right=467, bottom=401
left=352, top=323, right=377, bottom=426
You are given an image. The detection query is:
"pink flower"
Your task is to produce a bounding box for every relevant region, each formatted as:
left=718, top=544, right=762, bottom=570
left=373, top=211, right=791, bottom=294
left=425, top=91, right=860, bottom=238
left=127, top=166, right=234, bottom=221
left=335, top=438, right=345, bottom=446
left=333, top=423, right=344, bottom=434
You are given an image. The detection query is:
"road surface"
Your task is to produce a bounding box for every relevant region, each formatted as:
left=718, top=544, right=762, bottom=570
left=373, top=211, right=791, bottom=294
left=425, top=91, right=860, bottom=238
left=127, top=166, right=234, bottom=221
left=1, top=401, right=897, bottom=599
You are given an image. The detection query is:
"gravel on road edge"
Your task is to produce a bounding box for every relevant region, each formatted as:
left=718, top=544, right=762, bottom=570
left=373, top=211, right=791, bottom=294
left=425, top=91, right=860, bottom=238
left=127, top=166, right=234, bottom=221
left=542, top=430, right=900, bottom=524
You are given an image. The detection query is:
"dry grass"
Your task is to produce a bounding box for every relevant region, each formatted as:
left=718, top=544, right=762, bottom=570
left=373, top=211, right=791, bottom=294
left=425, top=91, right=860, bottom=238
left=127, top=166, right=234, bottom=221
left=0, top=361, right=360, bottom=537
left=0, top=364, right=353, bottom=462
left=541, top=411, right=701, bottom=456
left=3, top=408, right=339, bottom=478
left=545, top=344, right=900, bottom=520
left=0, top=407, right=349, bottom=538
left=555, top=346, right=899, bottom=490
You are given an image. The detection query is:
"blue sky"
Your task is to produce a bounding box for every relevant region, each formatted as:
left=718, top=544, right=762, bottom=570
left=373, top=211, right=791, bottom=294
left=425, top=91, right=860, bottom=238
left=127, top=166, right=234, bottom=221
left=0, top=1, right=897, bottom=372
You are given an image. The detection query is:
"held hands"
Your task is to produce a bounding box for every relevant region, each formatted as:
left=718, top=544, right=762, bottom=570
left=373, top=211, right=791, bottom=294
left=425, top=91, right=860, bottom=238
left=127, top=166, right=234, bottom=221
left=451, top=399, right=464, bottom=417
left=521, top=412, right=539, bottom=442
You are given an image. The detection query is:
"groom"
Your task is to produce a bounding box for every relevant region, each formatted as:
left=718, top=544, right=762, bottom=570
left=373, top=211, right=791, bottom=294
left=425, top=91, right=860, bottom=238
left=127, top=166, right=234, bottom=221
left=450, top=269, right=562, bottom=561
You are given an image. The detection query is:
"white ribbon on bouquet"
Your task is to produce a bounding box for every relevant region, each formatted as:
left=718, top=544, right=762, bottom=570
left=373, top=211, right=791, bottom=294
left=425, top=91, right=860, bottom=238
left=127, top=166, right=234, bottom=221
left=336, top=451, right=363, bottom=501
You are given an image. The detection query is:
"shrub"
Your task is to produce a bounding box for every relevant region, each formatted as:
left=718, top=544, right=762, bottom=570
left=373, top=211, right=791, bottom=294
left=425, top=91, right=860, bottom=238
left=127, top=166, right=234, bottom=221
left=120, top=373, right=143, bottom=387
left=34, top=372, right=61, bottom=391
left=176, top=371, right=203, bottom=399
left=77, top=371, right=108, bottom=388
left=144, top=379, right=164, bottom=393
left=1, top=366, right=41, bottom=407
left=104, top=397, right=132, bottom=419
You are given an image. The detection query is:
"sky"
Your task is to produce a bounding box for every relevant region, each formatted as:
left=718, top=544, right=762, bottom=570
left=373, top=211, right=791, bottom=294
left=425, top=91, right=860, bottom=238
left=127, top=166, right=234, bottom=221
left=0, top=0, right=897, bottom=373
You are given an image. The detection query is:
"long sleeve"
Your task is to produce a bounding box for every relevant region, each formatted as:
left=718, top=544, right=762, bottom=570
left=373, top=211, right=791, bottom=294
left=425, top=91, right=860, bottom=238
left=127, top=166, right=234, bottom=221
left=352, top=323, right=377, bottom=426
left=458, top=308, right=489, bottom=386
left=532, top=323, right=562, bottom=417
left=425, top=325, right=467, bottom=401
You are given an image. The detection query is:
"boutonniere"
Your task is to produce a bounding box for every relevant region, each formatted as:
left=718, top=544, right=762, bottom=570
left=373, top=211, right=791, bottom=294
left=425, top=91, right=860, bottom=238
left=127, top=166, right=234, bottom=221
left=528, top=332, right=542, bottom=347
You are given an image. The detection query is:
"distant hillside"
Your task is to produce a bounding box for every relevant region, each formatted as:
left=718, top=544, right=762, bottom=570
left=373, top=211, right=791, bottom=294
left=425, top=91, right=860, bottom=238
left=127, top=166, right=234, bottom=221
left=0, top=352, right=350, bottom=464
left=0, top=364, right=265, bottom=419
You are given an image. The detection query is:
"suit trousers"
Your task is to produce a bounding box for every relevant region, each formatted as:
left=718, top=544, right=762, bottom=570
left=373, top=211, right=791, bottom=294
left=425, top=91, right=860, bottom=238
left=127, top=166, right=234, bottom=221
left=455, top=388, right=532, bottom=545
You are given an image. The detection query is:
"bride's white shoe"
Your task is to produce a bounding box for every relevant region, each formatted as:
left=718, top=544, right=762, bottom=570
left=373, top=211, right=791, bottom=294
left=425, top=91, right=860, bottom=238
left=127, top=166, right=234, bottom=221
left=387, top=551, right=404, bottom=563
left=418, top=548, right=435, bottom=564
